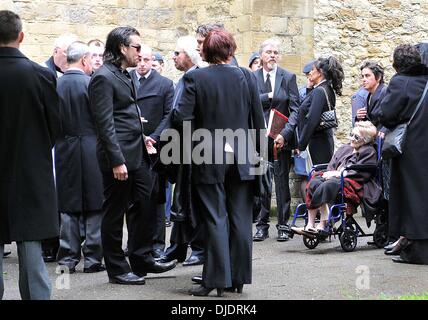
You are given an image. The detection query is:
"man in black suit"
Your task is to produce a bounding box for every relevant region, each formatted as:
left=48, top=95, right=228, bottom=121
left=130, top=44, right=174, bottom=259
left=88, top=26, right=176, bottom=285
left=41, top=33, right=77, bottom=263
left=55, top=41, right=105, bottom=274
left=253, top=38, right=300, bottom=242
left=1, top=10, right=60, bottom=299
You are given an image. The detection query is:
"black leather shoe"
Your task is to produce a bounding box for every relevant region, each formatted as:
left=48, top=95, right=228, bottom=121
left=253, top=229, right=269, bottom=242
left=183, top=255, right=204, bottom=267
left=191, top=275, right=203, bottom=284
left=3, top=250, right=11, bottom=258
left=152, top=249, right=164, bottom=259
left=43, top=250, right=56, bottom=263
left=109, top=272, right=146, bottom=285
left=139, top=260, right=177, bottom=275
left=277, top=230, right=289, bottom=242
left=385, top=238, right=411, bottom=256
left=84, top=264, right=106, bottom=273
left=225, top=283, right=244, bottom=293
left=392, top=256, right=414, bottom=264
left=189, top=285, right=224, bottom=297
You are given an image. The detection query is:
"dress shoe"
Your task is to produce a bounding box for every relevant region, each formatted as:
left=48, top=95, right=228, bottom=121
left=84, top=264, right=106, bottom=273
left=253, top=229, right=269, bottom=242
left=152, top=249, right=164, bottom=259
left=385, top=238, right=411, bottom=256
left=277, top=230, right=289, bottom=242
left=225, top=283, right=244, bottom=294
left=43, top=250, right=56, bottom=263
left=192, top=275, right=203, bottom=284
left=392, top=256, right=414, bottom=264
left=109, top=272, right=146, bottom=285
left=3, top=250, right=11, bottom=258
left=189, top=285, right=224, bottom=297
left=183, top=255, right=204, bottom=267
left=138, top=260, right=177, bottom=275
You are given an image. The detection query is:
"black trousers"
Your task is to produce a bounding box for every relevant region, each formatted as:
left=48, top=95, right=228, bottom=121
left=256, top=147, right=292, bottom=232
left=101, top=162, right=157, bottom=277
left=195, top=165, right=253, bottom=288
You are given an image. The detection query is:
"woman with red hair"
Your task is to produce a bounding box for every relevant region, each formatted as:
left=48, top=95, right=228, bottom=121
left=172, top=29, right=265, bottom=296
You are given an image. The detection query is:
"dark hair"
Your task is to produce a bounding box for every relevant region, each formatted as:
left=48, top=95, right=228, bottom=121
left=360, top=60, right=384, bottom=83
left=88, top=39, right=104, bottom=47
left=315, top=56, right=345, bottom=96
left=195, top=23, right=224, bottom=37
left=393, top=44, right=422, bottom=73
left=416, top=42, right=428, bottom=67
left=103, top=27, right=140, bottom=67
left=0, top=10, right=22, bottom=45
left=202, top=29, right=236, bottom=64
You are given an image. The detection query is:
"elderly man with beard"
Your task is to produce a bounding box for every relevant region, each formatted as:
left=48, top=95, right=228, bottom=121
left=252, top=38, right=300, bottom=243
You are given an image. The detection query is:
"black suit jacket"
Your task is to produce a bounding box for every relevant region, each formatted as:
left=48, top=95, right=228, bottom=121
left=0, top=47, right=60, bottom=243
left=130, top=69, right=174, bottom=141
left=55, top=70, right=104, bottom=212
left=88, top=62, right=149, bottom=172
left=172, top=64, right=265, bottom=184
left=254, top=66, right=300, bottom=149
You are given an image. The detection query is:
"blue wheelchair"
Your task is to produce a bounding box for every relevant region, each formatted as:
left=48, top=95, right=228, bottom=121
left=287, top=142, right=389, bottom=252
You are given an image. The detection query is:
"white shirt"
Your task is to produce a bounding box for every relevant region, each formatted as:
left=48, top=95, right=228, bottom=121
left=136, top=69, right=152, bottom=82
left=263, top=66, right=277, bottom=94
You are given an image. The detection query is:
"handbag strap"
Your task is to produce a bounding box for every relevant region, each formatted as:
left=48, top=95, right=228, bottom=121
left=319, top=85, right=333, bottom=111
left=407, top=80, right=428, bottom=125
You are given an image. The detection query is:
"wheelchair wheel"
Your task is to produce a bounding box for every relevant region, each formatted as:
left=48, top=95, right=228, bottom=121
left=340, top=228, right=357, bottom=252
left=303, top=235, right=319, bottom=249
left=373, top=224, right=389, bottom=248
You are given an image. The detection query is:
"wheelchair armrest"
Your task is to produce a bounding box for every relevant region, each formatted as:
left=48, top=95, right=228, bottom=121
left=343, top=164, right=377, bottom=173
left=311, top=164, right=328, bottom=172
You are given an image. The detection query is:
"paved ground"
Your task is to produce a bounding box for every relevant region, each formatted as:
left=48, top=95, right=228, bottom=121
left=2, top=215, right=428, bottom=300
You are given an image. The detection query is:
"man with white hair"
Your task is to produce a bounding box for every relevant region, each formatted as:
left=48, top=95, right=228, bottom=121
left=55, top=41, right=105, bottom=274
left=129, top=44, right=174, bottom=260
left=43, top=33, right=78, bottom=78
left=41, top=33, right=78, bottom=263
left=160, top=35, right=206, bottom=268
left=252, top=38, right=300, bottom=242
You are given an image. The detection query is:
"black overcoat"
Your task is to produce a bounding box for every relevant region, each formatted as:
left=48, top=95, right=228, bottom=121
left=0, top=48, right=60, bottom=244
left=55, top=70, right=104, bottom=213
left=379, top=64, right=428, bottom=239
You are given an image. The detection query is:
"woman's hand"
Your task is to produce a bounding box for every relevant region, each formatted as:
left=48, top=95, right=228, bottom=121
left=294, top=149, right=301, bottom=156
left=145, top=136, right=157, bottom=154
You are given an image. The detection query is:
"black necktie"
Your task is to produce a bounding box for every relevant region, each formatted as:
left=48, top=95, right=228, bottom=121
left=265, top=73, right=272, bottom=93
left=139, top=76, right=145, bottom=86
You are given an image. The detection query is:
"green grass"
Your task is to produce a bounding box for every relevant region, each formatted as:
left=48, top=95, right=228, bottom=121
left=380, top=292, right=428, bottom=300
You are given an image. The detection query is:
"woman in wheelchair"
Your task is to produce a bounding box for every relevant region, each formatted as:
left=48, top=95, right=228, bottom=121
left=292, top=121, right=379, bottom=235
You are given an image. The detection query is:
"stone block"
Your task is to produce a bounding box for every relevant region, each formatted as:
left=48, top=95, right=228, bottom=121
left=280, top=54, right=301, bottom=75
left=236, top=15, right=251, bottom=32
left=252, top=0, right=283, bottom=16
left=283, top=0, right=314, bottom=18
left=260, top=16, right=287, bottom=34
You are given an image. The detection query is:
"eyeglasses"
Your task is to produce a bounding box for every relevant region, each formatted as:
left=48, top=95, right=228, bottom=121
left=129, top=44, right=141, bottom=52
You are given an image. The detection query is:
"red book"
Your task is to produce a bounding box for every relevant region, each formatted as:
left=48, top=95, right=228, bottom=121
left=266, top=108, right=289, bottom=139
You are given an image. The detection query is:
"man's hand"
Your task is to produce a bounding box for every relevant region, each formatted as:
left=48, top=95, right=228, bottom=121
left=113, top=164, right=128, bottom=181
left=356, top=107, right=367, bottom=120
left=145, top=136, right=157, bottom=155
left=274, top=134, right=286, bottom=149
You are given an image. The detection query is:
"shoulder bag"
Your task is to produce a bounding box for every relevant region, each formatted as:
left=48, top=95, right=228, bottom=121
left=316, top=86, right=338, bottom=132
left=381, top=80, right=428, bottom=159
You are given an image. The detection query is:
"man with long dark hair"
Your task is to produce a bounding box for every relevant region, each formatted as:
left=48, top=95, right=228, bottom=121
left=89, top=26, right=176, bottom=285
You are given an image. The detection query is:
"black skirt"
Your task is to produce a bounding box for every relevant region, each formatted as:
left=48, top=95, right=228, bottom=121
left=306, top=176, right=341, bottom=209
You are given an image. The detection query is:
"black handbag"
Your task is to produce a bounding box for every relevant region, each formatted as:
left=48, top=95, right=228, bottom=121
left=316, top=86, right=338, bottom=132
left=381, top=80, right=428, bottom=159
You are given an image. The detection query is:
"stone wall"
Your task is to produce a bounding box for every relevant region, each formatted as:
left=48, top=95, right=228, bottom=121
left=1, top=0, right=314, bottom=84
left=314, top=0, right=428, bottom=142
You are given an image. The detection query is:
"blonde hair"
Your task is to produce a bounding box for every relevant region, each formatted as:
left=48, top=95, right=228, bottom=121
left=354, top=121, right=377, bottom=144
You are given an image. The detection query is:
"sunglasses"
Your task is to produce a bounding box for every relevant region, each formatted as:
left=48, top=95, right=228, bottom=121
left=129, top=44, right=141, bottom=52
left=350, top=132, right=362, bottom=142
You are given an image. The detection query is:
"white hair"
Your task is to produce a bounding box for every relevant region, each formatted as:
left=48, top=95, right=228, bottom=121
left=140, top=43, right=152, bottom=56
left=176, top=35, right=202, bottom=67
left=66, top=41, right=90, bottom=64
left=259, top=38, right=281, bottom=55
left=54, top=33, right=78, bottom=50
